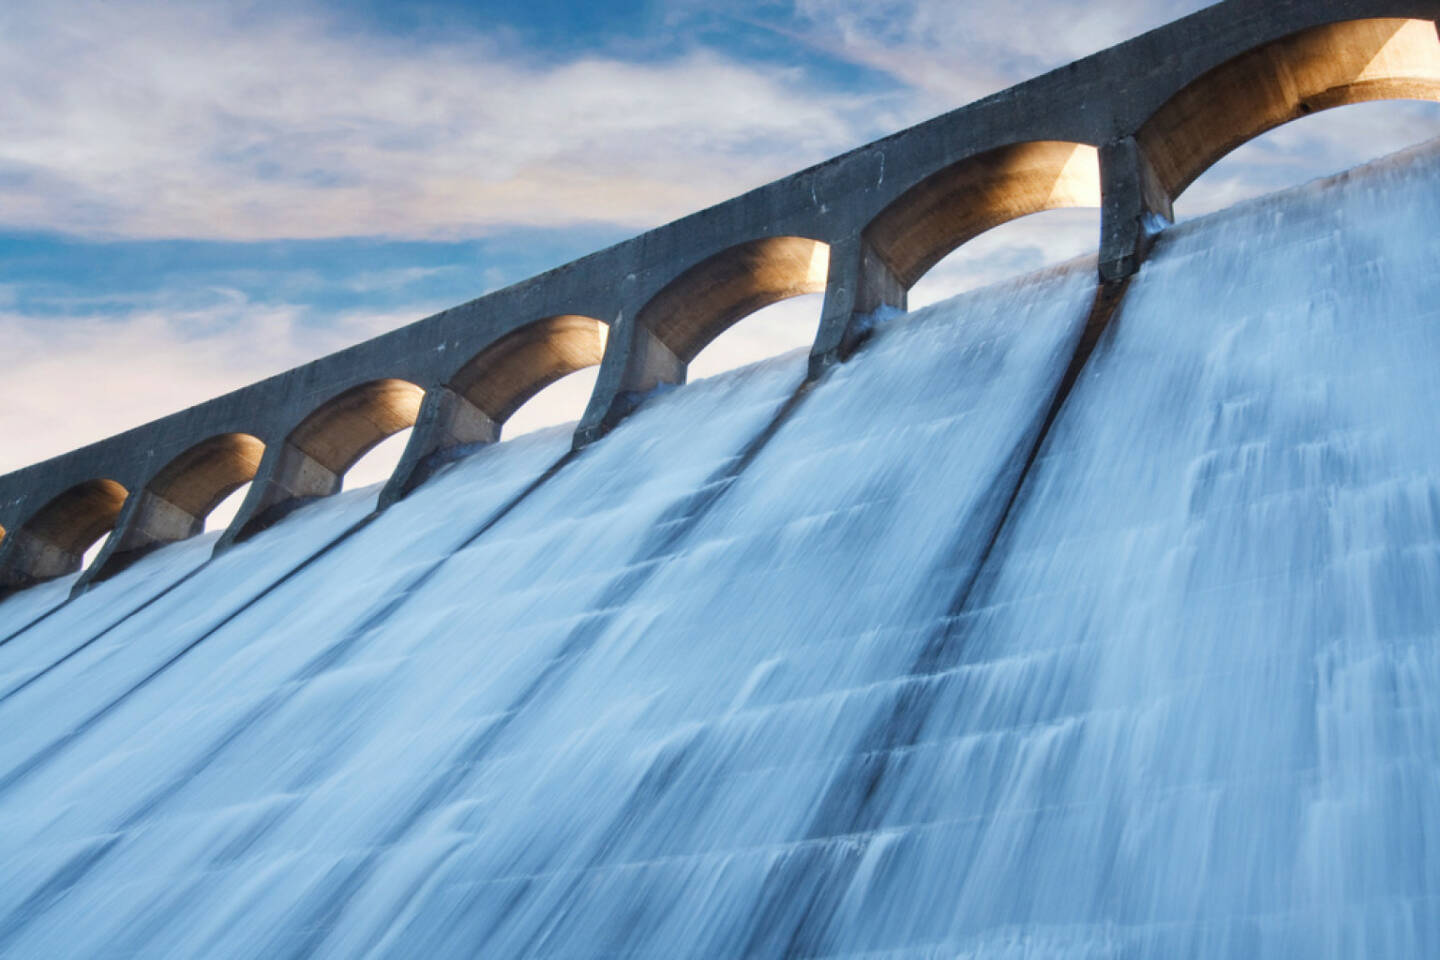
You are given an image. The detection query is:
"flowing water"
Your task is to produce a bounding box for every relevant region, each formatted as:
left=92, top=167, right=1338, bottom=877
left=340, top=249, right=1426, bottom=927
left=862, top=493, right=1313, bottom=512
left=2, top=142, right=1439, bottom=957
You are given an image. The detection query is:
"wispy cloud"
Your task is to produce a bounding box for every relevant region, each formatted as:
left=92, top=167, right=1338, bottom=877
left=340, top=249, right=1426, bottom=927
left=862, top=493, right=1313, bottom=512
left=0, top=295, right=430, bottom=473
left=0, top=0, right=880, bottom=241
left=685, top=0, right=1212, bottom=114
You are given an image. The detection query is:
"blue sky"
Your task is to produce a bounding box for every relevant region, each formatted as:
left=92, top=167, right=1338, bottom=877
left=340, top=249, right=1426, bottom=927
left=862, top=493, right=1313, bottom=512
left=4, top=0, right=1440, bottom=482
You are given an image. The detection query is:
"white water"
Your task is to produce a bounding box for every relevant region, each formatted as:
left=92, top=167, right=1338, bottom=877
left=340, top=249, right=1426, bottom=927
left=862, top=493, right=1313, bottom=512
left=0, top=143, right=1438, bottom=958
left=890, top=144, right=1440, bottom=956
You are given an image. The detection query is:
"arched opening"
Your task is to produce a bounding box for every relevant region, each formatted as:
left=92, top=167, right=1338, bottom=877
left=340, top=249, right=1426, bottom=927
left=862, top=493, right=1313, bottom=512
left=1174, top=98, right=1440, bottom=217
left=344, top=428, right=414, bottom=491
left=907, top=207, right=1103, bottom=310
left=505, top=368, right=600, bottom=437
left=145, top=432, right=266, bottom=536
left=638, top=237, right=830, bottom=366
left=1138, top=18, right=1440, bottom=206
left=206, top=483, right=251, bottom=532
left=449, top=315, right=608, bottom=438
left=3, top=478, right=128, bottom=585
left=287, top=378, right=425, bottom=486
left=76, top=432, right=269, bottom=572
left=256, top=378, right=424, bottom=519
left=863, top=140, right=1102, bottom=297
left=687, top=293, right=826, bottom=380
left=82, top=532, right=113, bottom=572
left=221, top=379, right=425, bottom=544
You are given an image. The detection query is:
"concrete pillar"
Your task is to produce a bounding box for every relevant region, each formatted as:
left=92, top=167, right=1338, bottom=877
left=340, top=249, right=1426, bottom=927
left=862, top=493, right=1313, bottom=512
left=378, top=387, right=499, bottom=510
left=72, top=489, right=201, bottom=592
left=0, top=529, right=74, bottom=596
left=573, top=310, right=684, bottom=449
left=0, top=479, right=128, bottom=596
left=807, top=235, right=907, bottom=379
left=213, top=442, right=339, bottom=552
left=1099, top=135, right=1175, bottom=283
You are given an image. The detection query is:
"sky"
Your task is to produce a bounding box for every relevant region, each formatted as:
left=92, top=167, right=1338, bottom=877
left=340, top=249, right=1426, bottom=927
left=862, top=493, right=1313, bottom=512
left=4, top=0, right=1440, bottom=497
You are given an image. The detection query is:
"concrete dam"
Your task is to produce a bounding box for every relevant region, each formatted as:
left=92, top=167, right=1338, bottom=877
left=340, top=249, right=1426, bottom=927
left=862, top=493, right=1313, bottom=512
left=5, top=2, right=1440, bottom=956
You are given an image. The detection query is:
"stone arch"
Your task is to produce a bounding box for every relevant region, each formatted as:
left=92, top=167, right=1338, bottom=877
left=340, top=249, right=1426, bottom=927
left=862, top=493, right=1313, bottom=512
left=72, top=434, right=267, bottom=588
left=639, top=237, right=830, bottom=365
left=288, top=378, right=426, bottom=480
left=1138, top=17, right=1440, bottom=201
left=216, top=379, right=427, bottom=547
left=2, top=478, right=128, bottom=585
left=864, top=141, right=1101, bottom=290
left=146, top=433, right=266, bottom=528
left=449, top=315, right=608, bottom=427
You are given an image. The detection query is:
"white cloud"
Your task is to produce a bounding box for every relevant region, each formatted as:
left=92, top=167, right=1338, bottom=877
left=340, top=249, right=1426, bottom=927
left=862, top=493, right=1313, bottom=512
left=0, top=0, right=878, bottom=240
left=0, top=298, right=427, bottom=474
left=503, top=368, right=600, bottom=439
left=741, top=0, right=1213, bottom=111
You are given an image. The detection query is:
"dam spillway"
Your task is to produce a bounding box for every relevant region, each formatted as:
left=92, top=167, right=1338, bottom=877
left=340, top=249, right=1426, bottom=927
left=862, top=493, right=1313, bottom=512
left=3, top=142, right=1440, bottom=956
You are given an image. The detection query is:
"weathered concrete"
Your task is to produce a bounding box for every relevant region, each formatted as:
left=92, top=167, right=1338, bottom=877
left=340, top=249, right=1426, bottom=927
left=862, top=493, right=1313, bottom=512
left=808, top=235, right=908, bottom=376
left=80, top=433, right=265, bottom=586
left=379, top=315, right=607, bottom=507
left=0, top=479, right=128, bottom=592
left=2, top=0, right=1437, bottom=595
left=214, top=378, right=426, bottom=549
left=1099, top=136, right=1175, bottom=283
left=1142, top=17, right=1440, bottom=199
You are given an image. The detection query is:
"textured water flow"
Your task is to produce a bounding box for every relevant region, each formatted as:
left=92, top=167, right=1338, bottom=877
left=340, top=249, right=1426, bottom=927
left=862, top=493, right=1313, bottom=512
left=886, top=143, right=1440, bottom=957
left=0, top=577, right=75, bottom=648
left=1, top=141, right=1439, bottom=957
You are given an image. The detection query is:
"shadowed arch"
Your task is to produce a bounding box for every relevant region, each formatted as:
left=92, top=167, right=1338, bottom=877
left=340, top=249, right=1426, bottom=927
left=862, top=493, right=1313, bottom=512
left=214, top=379, right=425, bottom=548
left=449, top=315, right=608, bottom=425
left=21, top=479, right=128, bottom=559
left=70, top=434, right=266, bottom=589
left=640, top=237, right=830, bottom=364
left=1139, top=17, right=1440, bottom=200
left=865, top=141, right=1101, bottom=290
left=289, top=378, right=426, bottom=477
left=148, top=433, right=265, bottom=523
left=0, top=478, right=128, bottom=586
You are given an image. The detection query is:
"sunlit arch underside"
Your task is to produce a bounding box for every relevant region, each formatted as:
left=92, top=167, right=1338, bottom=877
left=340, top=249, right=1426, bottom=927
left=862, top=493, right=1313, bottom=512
left=5, top=478, right=129, bottom=583
left=289, top=379, right=426, bottom=478
left=450, top=315, right=609, bottom=426
left=1140, top=17, right=1440, bottom=200
left=147, top=433, right=266, bottom=524
left=640, top=237, right=831, bottom=365
left=865, top=141, right=1102, bottom=291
